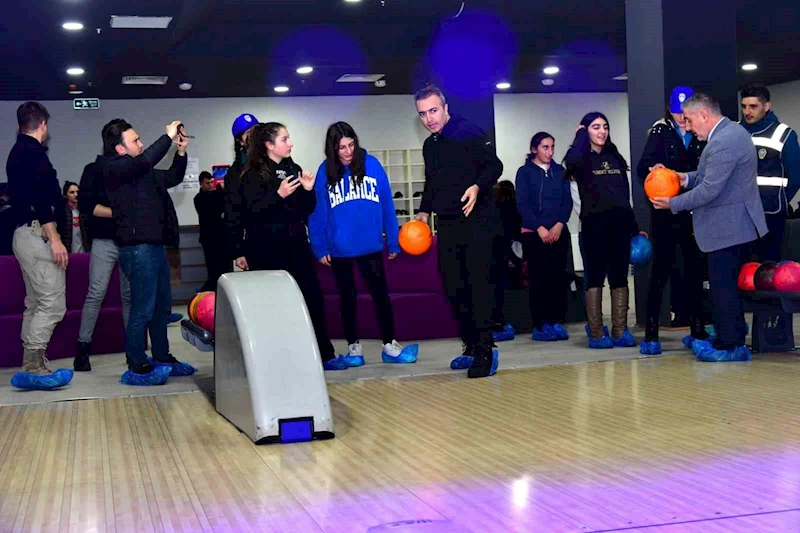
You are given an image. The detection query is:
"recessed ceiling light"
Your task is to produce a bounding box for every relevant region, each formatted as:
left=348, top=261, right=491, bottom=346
left=69, top=90, right=84, bottom=95
left=67, top=67, right=85, bottom=76
left=543, top=66, right=559, bottom=75
left=542, top=79, right=555, bottom=86
left=345, top=0, right=361, bottom=3
left=296, top=66, right=314, bottom=75
left=63, top=22, right=83, bottom=31
left=496, top=82, right=511, bottom=90
left=274, top=86, right=289, bottom=93
left=741, top=63, right=758, bottom=71
left=179, top=82, right=192, bottom=91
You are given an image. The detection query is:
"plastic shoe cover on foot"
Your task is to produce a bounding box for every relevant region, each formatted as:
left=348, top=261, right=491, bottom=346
left=324, top=355, right=349, bottom=371
left=489, top=349, right=499, bottom=376
left=382, top=343, right=418, bottom=364
left=450, top=355, right=473, bottom=370
left=683, top=335, right=715, bottom=350
left=11, top=368, right=74, bottom=390
left=691, top=339, right=715, bottom=358
left=612, top=328, right=637, bottom=348
left=532, top=324, right=558, bottom=342
left=149, top=358, right=197, bottom=376
left=120, top=366, right=171, bottom=386
left=696, top=344, right=752, bottom=362
left=585, top=324, right=610, bottom=339
left=552, top=324, right=569, bottom=340
left=639, top=340, right=662, bottom=355
left=168, top=312, right=183, bottom=324
left=588, top=335, right=614, bottom=349
left=343, top=354, right=365, bottom=367
left=492, top=324, right=515, bottom=342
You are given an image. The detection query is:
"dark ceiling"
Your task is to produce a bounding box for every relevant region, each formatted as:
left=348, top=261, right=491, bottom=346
left=0, top=0, right=797, bottom=101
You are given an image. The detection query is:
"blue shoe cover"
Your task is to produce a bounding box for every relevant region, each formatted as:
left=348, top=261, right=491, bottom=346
left=552, top=324, right=569, bottom=340
left=120, top=366, right=171, bottom=386
left=324, top=355, right=349, bottom=371
left=492, top=324, right=515, bottom=342
left=683, top=335, right=714, bottom=350
left=167, top=312, right=183, bottom=324
left=382, top=344, right=418, bottom=364
left=691, top=339, right=715, bottom=357
left=585, top=324, right=610, bottom=339
left=588, top=335, right=614, bottom=349
left=343, top=355, right=365, bottom=367
left=532, top=324, right=558, bottom=342
left=696, top=344, right=752, bottom=362
left=640, top=341, right=662, bottom=355
left=450, top=355, right=473, bottom=370
left=149, top=358, right=197, bottom=377
left=488, top=349, right=499, bottom=377
left=612, top=328, right=637, bottom=348
left=11, top=368, right=74, bottom=390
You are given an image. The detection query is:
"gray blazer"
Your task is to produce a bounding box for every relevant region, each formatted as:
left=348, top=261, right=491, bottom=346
left=670, top=117, right=768, bottom=253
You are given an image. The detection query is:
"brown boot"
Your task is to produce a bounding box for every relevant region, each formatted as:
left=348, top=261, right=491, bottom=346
left=24, top=349, right=52, bottom=375
left=585, top=288, right=605, bottom=339
left=611, top=287, right=629, bottom=340
left=21, top=349, right=38, bottom=373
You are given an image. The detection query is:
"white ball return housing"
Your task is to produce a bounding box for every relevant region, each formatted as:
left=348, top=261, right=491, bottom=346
left=181, top=270, right=335, bottom=444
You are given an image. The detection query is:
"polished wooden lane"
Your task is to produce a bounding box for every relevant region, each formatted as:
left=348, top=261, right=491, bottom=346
left=1, top=353, right=800, bottom=532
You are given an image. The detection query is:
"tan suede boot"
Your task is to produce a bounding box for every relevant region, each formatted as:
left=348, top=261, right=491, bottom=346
left=585, top=288, right=605, bottom=339
left=611, top=287, right=629, bottom=340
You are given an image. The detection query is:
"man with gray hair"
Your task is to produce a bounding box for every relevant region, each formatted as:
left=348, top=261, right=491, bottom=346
left=651, top=93, right=768, bottom=362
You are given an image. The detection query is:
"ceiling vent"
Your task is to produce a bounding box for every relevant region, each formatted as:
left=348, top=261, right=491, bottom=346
left=122, top=76, right=169, bottom=85
left=613, top=73, right=628, bottom=80
left=110, top=16, right=173, bottom=29
left=336, top=74, right=385, bottom=83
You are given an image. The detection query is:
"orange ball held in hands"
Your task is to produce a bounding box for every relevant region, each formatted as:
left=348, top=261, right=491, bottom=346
left=644, top=167, right=681, bottom=200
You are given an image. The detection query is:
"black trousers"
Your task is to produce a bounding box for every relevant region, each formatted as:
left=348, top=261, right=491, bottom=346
left=757, top=212, right=786, bottom=262
left=521, top=231, right=570, bottom=329
left=248, top=239, right=336, bottom=361
left=201, top=241, right=230, bottom=292
left=645, top=212, right=705, bottom=336
left=331, top=252, right=395, bottom=345
left=581, top=211, right=631, bottom=290
left=707, top=242, right=752, bottom=350
left=437, top=218, right=498, bottom=352
left=490, top=235, right=511, bottom=326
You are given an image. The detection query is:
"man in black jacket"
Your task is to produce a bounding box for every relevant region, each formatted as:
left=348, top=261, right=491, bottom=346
left=100, top=119, right=191, bottom=380
left=194, top=171, right=227, bottom=291
left=414, top=85, right=503, bottom=379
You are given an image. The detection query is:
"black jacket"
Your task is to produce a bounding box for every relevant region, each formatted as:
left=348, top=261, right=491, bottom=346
left=194, top=188, right=225, bottom=245
left=100, top=135, right=186, bottom=247
left=5, top=134, right=61, bottom=228
left=79, top=159, right=117, bottom=241
left=420, top=115, right=503, bottom=220
left=226, top=157, right=315, bottom=260
left=57, top=201, right=90, bottom=253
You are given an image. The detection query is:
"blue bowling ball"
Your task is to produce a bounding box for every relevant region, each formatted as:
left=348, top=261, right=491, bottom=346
left=630, top=235, right=653, bottom=265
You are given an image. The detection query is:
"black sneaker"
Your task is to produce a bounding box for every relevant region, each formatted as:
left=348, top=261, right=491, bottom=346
left=130, top=363, right=155, bottom=375
left=467, top=346, right=498, bottom=379
left=74, top=341, right=92, bottom=372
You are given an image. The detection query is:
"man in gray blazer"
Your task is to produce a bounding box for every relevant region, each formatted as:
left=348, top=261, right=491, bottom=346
left=651, top=93, right=768, bottom=362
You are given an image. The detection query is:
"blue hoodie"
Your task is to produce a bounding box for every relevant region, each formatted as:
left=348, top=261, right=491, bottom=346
left=515, top=158, right=572, bottom=231
left=740, top=110, right=800, bottom=213
left=308, top=150, right=401, bottom=259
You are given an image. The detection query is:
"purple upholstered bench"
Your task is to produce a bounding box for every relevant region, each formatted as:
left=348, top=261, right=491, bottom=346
left=0, top=254, right=125, bottom=367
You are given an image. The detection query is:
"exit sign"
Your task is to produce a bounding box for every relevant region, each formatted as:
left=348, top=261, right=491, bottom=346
left=73, top=98, right=100, bottom=110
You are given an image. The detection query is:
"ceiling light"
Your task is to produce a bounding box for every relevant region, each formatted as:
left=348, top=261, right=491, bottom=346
left=179, top=82, right=192, bottom=91
left=495, top=82, right=511, bottom=90
left=67, top=67, right=85, bottom=76
left=63, top=22, right=83, bottom=31
left=110, top=16, right=173, bottom=29
left=296, top=66, right=313, bottom=75
left=69, top=90, right=84, bottom=95
left=374, top=79, right=387, bottom=88
left=543, top=66, right=559, bottom=75
left=741, top=63, right=758, bottom=71
left=274, top=86, right=289, bottom=93
left=345, top=0, right=362, bottom=3
left=542, top=79, right=555, bottom=86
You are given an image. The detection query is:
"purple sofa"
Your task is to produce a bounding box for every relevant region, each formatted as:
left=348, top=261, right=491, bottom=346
left=316, top=238, right=459, bottom=341
left=0, top=254, right=125, bottom=368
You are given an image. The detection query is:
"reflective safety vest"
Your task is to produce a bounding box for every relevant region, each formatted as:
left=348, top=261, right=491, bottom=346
left=750, top=122, right=792, bottom=214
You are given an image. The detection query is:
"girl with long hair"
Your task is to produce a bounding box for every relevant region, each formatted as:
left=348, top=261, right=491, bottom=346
left=228, top=122, right=347, bottom=371
left=308, top=121, right=418, bottom=366
left=564, top=112, right=645, bottom=349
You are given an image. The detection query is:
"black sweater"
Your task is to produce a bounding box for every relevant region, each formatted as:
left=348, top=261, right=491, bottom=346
left=420, top=115, right=503, bottom=220
left=78, top=159, right=117, bottom=241
left=565, top=147, right=638, bottom=235
left=100, top=135, right=187, bottom=247
left=226, top=157, right=316, bottom=260
left=194, top=188, right=225, bottom=245
left=5, top=134, right=61, bottom=228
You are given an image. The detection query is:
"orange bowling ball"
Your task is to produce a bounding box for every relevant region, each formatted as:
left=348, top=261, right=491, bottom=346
left=644, top=168, right=681, bottom=200
left=188, top=291, right=214, bottom=323
left=398, top=220, right=433, bottom=256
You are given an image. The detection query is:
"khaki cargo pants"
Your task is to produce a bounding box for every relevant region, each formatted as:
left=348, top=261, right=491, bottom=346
left=12, top=223, right=66, bottom=353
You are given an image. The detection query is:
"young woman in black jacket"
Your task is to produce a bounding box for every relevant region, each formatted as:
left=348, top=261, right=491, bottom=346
left=490, top=180, right=522, bottom=342
left=564, top=112, right=645, bottom=349
left=637, top=86, right=709, bottom=354
left=227, top=122, right=347, bottom=371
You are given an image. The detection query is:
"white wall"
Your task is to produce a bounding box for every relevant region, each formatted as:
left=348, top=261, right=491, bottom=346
left=767, top=79, right=800, bottom=138
left=0, top=95, right=429, bottom=225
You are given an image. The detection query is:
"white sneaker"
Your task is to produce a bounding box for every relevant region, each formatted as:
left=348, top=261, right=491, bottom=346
left=382, top=340, right=403, bottom=357
left=348, top=342, right=363, bottom=357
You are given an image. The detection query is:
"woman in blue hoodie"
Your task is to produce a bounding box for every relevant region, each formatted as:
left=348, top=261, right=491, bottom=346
left=308, top=122, right=418, bottom=367
left=515, top=132, right=573, bottom=341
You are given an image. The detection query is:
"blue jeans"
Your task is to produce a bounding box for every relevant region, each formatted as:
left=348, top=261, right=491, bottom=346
left=119, top=244, right=171, bottom=368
